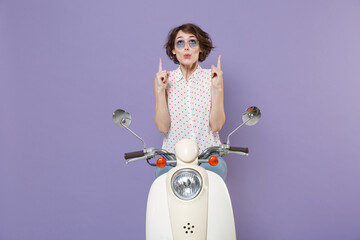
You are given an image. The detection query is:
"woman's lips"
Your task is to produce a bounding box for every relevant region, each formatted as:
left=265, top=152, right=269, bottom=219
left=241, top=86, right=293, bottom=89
left=184, top=54, right=191, bottom=59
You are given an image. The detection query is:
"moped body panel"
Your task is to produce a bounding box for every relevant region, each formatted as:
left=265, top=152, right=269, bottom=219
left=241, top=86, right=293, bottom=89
left=146, top=168, right=236, bottom=240
left=207, top=171, right=236, bottom=239
left=166, top=165, right=209, bottom=240
left=146, top=174, right=173, bottom=240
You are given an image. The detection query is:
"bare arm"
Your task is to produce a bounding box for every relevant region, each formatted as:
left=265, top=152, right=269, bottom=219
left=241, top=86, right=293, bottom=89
left=154, top=58, right=171, bottom=133
left=209, top=55, right=226, bottom=132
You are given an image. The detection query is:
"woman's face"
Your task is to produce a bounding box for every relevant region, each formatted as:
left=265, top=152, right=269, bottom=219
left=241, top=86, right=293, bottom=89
left=172, top=30, right=201, bottom=67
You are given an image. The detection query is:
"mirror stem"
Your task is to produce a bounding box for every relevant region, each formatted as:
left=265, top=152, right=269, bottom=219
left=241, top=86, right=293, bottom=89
left=226, top=118, right=251, bottom=145
left=120, top=122, right=146, bottom=149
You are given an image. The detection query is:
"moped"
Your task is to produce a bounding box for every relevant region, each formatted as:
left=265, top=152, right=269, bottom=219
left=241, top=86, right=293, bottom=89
left=113, top=106, right=261, bottom=240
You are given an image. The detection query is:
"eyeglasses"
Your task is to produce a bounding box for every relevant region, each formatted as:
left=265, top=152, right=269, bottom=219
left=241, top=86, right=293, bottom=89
left=175, top=39, right=199, bottom=49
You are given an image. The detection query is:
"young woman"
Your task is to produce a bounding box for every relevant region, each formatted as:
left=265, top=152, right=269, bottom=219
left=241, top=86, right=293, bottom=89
left=154, top=23, right=227, bottom=180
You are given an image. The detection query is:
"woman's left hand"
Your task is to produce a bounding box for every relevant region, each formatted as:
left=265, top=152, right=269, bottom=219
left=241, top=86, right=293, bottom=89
left=209, top=55, right=225, bottom=132
left=211, top=55, right=223, bottom=91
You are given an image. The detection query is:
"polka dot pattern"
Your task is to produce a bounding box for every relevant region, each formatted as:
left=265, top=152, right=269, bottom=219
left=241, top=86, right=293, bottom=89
left=162, top=65, right=221, bottom=153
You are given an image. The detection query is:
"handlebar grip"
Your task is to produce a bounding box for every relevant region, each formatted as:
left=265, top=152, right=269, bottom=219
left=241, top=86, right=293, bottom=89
left=124, top=150, right=145, bottom=160
left=229, top=146, right=249, bottom=153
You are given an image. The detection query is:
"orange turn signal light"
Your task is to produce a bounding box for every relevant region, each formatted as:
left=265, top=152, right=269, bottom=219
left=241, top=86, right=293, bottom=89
left=156, top=158, right=167, bottom=168
left=208, top=156, right=219, bottom=166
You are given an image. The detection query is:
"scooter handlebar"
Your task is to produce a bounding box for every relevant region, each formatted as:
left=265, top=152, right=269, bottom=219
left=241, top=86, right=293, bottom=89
left=229, top=146, right=249, bottom=153
left=123, top=146, right=248, bottom=161
left=124, top=150, right=145, bottom=160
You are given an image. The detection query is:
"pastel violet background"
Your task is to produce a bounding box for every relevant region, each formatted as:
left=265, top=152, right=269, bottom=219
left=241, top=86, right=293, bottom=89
left=1, top=0, right=359, bottom=239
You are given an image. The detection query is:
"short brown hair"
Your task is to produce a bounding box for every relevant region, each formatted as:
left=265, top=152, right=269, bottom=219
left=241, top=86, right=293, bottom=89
left=165, top=23, right=214, bottom=64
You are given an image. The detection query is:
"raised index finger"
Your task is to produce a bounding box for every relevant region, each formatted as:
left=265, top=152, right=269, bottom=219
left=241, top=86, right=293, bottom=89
left=159, top=57, right=163, bottom=72
left=217, top=55, right=221, bottom=69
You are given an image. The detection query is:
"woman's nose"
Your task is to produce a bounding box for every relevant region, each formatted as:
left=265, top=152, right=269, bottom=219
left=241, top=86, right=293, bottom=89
left=184, top=42, right=190, bottom=50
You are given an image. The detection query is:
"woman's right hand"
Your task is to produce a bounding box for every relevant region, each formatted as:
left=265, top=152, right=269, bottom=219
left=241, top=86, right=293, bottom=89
left=155, top=57, right=169, bottom=92
left=154, top=57, right=171, bottom=133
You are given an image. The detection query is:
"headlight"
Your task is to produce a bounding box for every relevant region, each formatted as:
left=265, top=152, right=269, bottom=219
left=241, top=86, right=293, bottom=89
left=171, top=169, right=202, bottom=200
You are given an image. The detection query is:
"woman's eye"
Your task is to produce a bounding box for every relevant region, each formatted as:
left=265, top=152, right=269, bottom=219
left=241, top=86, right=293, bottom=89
left=176, top=40, right=185, bottom=47
left=189, top=39, right=198, bottom=47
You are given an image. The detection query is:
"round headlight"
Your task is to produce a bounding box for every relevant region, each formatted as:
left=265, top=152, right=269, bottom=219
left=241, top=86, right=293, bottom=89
left=171, top=169, right=202, bottom=200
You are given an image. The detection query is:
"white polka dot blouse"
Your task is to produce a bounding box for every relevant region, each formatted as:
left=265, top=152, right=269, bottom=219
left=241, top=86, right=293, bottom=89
left=162, top=65, right=221, bottom=153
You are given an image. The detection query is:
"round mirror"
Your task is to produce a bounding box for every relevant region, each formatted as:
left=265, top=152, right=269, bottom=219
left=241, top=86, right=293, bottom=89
left=242, top=106, right=261, bottom=126
left=113, top=109, right=132, bottom=128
